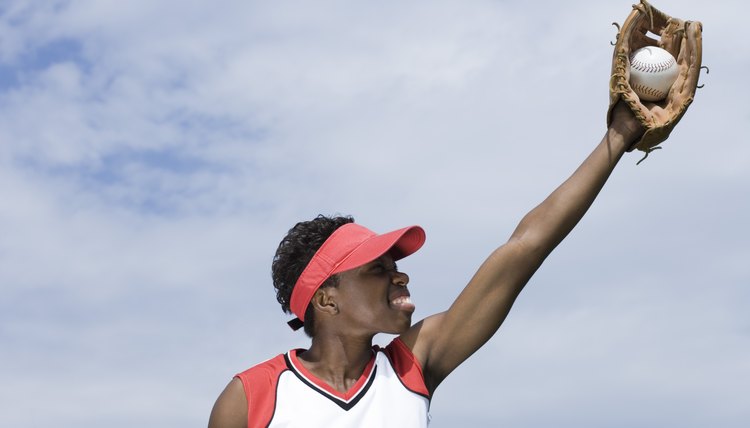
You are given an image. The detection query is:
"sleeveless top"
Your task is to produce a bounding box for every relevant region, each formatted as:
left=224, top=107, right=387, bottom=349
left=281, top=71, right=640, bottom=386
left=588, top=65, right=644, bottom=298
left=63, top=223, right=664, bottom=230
left=235, top=338, right=431, bottom=427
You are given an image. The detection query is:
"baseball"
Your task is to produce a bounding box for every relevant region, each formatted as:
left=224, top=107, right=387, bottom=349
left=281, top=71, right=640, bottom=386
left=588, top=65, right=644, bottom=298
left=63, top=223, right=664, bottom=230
left=629, top=46, right=679, bottom=102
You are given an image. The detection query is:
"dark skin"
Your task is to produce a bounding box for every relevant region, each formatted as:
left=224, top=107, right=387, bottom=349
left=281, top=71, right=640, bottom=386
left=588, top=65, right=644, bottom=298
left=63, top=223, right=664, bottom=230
left=289, top=256, right=412, bottom=392
left=208, top=103, right=645, bottom=427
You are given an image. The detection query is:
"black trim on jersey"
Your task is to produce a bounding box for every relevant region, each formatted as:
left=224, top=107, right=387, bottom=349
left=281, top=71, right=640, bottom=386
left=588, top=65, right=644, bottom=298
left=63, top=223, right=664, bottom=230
left=379, top=347, right=431, bottom=401
left=283, top=353, right=377, bottom=411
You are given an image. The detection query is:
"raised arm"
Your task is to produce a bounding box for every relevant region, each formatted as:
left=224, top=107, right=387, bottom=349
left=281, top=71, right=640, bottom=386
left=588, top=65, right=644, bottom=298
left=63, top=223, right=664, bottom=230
left=400, top=103, right=644, bottom=394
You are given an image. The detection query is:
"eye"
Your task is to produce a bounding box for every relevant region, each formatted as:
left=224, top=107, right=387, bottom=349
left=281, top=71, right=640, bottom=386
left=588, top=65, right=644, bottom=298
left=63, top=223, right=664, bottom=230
left=367, top=258, right=398, bottom=275
left=369, top=262, right=394, bottom=275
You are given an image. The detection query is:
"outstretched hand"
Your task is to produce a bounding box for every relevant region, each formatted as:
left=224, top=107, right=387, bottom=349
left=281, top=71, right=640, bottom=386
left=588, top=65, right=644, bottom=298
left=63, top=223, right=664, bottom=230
left=607, top=0, right=703, bottom=155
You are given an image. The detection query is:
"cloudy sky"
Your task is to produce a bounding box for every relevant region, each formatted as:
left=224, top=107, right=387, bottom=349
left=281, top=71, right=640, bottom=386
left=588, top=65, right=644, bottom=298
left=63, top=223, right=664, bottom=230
left=1, top=1, right=747, bottom=427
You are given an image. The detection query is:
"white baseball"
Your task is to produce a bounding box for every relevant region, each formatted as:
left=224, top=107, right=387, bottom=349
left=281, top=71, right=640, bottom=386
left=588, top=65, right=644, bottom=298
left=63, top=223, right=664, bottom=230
left=629, top=46, right=679, bottom=102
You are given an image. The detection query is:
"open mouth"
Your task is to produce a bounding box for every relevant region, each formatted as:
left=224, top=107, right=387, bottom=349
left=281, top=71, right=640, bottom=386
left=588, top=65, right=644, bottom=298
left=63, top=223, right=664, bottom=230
left=390, top=295, right=415, bottom=312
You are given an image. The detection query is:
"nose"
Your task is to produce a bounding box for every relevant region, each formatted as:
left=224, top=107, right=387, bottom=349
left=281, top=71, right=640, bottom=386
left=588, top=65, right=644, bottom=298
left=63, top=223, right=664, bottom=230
left=392, top=271, right=409, bottom=287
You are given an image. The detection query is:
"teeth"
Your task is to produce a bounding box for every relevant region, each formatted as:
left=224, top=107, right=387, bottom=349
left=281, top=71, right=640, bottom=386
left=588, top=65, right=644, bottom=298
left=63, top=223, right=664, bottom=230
left=392, top=296, right=412, bottom=305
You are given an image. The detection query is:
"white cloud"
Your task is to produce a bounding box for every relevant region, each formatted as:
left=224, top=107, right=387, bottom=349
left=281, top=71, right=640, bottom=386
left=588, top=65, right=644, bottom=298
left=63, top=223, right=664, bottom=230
left=0, top=1, right=748, bottom=427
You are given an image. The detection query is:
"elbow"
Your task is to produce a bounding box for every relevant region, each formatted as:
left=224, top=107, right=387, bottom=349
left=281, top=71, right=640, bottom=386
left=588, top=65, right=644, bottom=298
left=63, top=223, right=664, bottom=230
left=504, top=233, right=551, bottom=267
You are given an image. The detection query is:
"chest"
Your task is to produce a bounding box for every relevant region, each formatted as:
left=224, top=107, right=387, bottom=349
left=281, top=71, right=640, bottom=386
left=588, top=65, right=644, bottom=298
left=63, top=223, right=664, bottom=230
left=269, top=358, right=430, bottom=427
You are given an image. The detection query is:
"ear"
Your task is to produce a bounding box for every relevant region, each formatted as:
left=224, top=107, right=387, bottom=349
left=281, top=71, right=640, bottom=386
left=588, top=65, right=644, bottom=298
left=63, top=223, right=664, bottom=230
left=310, top=287, right=339, bottom=317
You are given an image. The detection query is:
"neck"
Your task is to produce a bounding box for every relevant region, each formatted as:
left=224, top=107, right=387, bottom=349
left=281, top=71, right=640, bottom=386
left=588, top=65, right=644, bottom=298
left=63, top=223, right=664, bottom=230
left=297, top=331, right=375, bottom=393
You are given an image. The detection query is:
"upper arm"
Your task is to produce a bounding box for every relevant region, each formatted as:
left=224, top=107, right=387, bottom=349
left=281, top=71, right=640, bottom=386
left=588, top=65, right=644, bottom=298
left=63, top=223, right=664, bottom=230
left=208, top=378, right=247, bottom=428
left=401, top=128, right=627, bottom=393
left=400, top=239, right=541, bottom=392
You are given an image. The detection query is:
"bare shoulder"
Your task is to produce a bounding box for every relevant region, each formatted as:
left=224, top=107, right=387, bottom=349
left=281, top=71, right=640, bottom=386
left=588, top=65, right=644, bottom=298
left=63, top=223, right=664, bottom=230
left=399, top=313, right=445, bottom=356
left=208, top=378, right=247, bottom=428
left=397, top=312, right=448, bottom=389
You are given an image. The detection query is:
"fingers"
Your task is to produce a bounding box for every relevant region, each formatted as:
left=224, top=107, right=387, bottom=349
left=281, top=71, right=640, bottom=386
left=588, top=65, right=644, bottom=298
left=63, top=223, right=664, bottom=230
left=669, top=20, right=701, bottom=104
left=682, top=20, right=703, bottom=94
left=658, top=19, right=683, bottom=58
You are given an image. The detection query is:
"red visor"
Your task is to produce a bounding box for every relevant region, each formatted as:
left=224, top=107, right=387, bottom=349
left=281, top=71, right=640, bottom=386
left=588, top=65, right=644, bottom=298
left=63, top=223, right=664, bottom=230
left=288, top=223, right=426, bottom=330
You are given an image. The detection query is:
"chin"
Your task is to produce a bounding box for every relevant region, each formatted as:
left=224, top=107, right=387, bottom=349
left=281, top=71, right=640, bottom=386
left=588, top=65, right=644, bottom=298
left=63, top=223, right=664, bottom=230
left=392, top=316, right=413, bottom=334
left=374, top=313, right=413, bottom=335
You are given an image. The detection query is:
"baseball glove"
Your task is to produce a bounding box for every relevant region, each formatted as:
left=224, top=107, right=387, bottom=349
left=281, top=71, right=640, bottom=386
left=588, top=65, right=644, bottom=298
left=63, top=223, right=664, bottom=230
left=608, top=0, right=703, bottom=159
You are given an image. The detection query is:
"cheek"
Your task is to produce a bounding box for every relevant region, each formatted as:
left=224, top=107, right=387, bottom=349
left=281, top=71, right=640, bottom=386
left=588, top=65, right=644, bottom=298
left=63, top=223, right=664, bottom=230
left=340, top=288, right=388, bottom=318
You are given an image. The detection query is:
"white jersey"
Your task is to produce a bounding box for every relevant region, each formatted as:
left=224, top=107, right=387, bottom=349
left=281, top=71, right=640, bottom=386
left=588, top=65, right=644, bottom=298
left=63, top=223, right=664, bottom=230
left=235, top=338, right=431, bottom=427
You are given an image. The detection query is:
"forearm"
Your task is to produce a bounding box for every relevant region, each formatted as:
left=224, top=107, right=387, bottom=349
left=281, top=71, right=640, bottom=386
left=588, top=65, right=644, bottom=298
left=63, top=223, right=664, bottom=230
left=411, top=135, right=630, bottom=386
left=510, top=124, right=636, bottom=262
left=408, top=114, right=642, bottom=388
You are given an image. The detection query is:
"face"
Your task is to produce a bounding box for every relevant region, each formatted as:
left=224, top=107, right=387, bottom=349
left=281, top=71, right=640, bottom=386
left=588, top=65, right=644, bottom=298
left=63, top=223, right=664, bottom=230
left=330, top=253, right=414, bottom=335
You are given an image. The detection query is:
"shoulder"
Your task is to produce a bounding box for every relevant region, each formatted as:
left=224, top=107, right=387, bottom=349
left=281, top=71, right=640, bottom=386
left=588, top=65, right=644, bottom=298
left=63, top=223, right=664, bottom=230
left=209, top=353, right=290, bottom=428
left=396, top=312, right=446, bottom=367
left=396, top=313, right=448, bottom=393
left=381, top=337, right=430, bottom=398
left=236, top=353, right=289, bottom=387
left=208, top=378, right=247, bottom=428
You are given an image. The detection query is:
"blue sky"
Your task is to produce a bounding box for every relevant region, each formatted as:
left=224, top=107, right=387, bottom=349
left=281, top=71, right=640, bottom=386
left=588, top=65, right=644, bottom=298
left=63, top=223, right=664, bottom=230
left=1, top=1, right=748, bottom=427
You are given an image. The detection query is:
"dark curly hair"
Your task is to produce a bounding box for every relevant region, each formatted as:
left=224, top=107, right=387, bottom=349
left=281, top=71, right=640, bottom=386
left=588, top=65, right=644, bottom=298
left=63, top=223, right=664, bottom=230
left=272, top=214, right=355, bottom=337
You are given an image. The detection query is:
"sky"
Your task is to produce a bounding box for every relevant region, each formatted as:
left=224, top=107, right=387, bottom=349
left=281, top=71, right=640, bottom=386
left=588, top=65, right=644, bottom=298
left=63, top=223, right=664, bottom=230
left=0, top=1, right=748, bottom=427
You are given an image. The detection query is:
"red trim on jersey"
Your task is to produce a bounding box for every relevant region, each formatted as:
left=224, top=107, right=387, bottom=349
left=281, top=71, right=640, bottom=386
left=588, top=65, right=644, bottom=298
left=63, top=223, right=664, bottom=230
left=384, top=338, right=430, bottom=398
left=287, top=348, right=377, bottom=401
left=235, top=354, right=288, bottom=428
left=233, top=340, right=428, bottom=427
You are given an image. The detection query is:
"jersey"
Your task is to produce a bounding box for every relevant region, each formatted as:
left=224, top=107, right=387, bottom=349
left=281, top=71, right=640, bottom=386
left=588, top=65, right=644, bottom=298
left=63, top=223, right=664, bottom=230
left=234, top=338, right=431, bottom=427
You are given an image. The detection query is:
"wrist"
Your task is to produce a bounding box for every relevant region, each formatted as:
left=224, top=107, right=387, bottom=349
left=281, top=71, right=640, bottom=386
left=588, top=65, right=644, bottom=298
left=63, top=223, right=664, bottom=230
left=609, top=120, right=644, bottom=149
left=606, top=121, right=642, bottom=154
left=608, top=102, right=645, bottom=149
